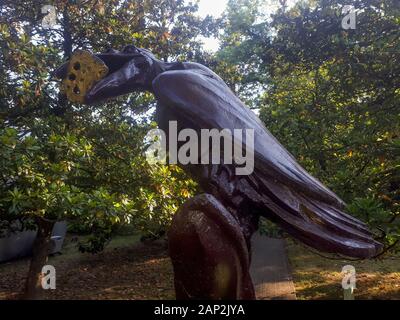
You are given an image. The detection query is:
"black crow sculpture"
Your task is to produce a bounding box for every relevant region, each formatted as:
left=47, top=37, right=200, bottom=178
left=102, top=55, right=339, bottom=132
left=56, top=45, right=382, bottom=300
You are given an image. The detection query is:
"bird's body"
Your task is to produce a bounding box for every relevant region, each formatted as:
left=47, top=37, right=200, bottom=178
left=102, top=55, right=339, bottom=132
left=153, top=62, right=382, bottom=259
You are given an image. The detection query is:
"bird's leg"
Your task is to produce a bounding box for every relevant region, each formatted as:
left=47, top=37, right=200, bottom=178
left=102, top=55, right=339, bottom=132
left=168, top=193, right=255, bottom=300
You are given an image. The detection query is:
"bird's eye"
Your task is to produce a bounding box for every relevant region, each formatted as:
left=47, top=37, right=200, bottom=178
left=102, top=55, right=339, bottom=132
left=122, top=45, right=138, bottom=54
left=105, top=48, right=119, bottom=54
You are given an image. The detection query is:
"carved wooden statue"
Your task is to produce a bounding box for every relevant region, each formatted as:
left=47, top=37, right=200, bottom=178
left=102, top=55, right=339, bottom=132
left=56, top=45, right=382, bottom=300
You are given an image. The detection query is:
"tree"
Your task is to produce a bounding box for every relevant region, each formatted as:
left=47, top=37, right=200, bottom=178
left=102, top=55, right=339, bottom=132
left=216, top=0, right=400, bottom=251
left=215, top=0, right=272, bottom=107
left=0, top=0, right=215, bottom=298
left=263, top=0, right=400, bottom=250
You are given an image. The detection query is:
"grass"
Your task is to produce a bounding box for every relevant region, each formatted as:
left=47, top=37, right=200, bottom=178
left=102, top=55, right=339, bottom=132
left=0, top=232, right=174, bottom=300
left=286, top=240, right=400, bottom=300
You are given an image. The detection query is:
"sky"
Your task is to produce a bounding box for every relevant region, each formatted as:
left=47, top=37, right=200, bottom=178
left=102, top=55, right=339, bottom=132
left=197, top=0, right=229, bottom=18
left=195, top=0, right=298, bottom=51
left=196, top=0, right=228, bottom=51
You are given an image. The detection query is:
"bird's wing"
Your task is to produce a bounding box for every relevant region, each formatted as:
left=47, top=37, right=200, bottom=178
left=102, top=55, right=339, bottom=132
left=153, top=67, right=342, bottom=206
left=152, top=68, right=382, bottom=258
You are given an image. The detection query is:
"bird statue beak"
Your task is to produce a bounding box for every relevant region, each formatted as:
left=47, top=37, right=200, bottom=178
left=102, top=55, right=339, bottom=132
left=55, top=49, right=143, bottom=105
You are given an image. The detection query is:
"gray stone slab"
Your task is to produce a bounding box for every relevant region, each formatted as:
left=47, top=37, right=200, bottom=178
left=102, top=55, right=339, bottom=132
left=250, top=234, right=296, bottom=300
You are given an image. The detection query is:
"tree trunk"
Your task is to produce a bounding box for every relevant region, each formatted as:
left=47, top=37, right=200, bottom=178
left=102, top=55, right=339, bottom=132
left=23, top=218, right=55, bottom=300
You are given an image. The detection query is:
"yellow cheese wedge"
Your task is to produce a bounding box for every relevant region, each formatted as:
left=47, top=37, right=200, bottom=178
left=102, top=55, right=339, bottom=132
left=61, top=50, right=109, bottom=103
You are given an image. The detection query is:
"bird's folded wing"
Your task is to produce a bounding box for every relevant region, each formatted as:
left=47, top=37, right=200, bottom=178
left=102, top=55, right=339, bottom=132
left=152, top=68, right=382, bottom=258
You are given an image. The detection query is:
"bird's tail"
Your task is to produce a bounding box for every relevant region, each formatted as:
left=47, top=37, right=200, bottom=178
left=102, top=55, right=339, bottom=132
left=258, top=177, right=383, bottom=259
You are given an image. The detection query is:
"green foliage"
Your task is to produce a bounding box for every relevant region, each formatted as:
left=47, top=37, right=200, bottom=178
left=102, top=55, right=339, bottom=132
left=0, top=0, right=213, bottom=252
left=347, top=197, right=390, bottom=226
left=0, top=125, right=139, bottom=250
left=217, top=0, right=400, bottom=251
left=1, top=0, right=399, bottom=256
left=259, top=217, right=282, bottom=238
left=347, top=197, right=400, bottom=248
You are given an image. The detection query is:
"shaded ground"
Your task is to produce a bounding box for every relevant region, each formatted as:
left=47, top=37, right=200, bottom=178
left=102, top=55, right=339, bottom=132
left=1, top=234, right=399, bottom=300
left=287, top=240, right=400, bottom=300
left=0, top=234, right=175, bottom=300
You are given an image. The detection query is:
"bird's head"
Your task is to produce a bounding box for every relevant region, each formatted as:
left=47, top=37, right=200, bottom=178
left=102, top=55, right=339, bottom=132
left=55, top=45, right=163, bottom=104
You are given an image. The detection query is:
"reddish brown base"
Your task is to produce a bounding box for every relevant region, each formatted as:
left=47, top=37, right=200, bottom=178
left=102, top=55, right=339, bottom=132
left=168, top=194, right=255, bottom=300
